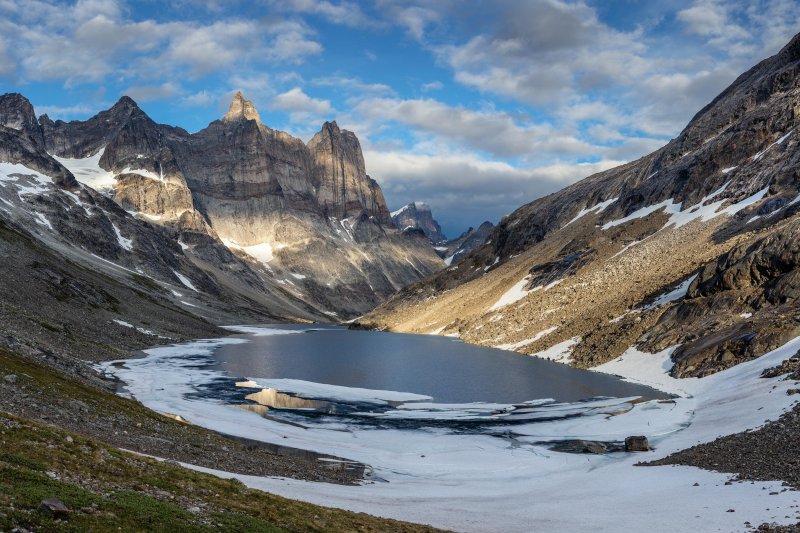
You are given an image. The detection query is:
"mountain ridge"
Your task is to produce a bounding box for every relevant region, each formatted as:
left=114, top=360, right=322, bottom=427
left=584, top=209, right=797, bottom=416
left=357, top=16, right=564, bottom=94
left=360, top=31, right=800, bottom=380
left=0, top=91, right=443, bottom=320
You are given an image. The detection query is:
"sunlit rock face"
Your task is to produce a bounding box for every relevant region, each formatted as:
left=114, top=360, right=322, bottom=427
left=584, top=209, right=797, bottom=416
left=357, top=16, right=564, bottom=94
left=223, top=91, right=262, bottom=123
left=0, top=90, right=442, bottom=318
left=308, top=121, right=392, bottom=224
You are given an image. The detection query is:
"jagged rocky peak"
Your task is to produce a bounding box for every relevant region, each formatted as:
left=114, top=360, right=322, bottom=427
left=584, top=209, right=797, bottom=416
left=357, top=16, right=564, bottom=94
left=0, top=93, right=36, bottom=129
left=0, top=93, right=44, bottom=146
left=308, top=120, right=392, bottom=223
left=391, top=202, right=446, bottom=243
left=223, top=91, right=261, bottom=123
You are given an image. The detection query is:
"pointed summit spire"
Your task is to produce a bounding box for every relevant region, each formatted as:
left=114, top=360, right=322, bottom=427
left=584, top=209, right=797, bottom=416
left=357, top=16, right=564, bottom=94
left=223, top=91, right=261, bottom=123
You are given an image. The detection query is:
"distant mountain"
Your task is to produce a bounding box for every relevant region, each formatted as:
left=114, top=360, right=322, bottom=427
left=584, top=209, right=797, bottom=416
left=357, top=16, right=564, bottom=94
left=390, top=202, right=494, bottom=266
left=361, top=32, right=800, bottom=380
left=439, top=221, right=494, bottom=266
left=0, top=91, right=442, bottom=321
left=391, top=202, right=446, bottom=244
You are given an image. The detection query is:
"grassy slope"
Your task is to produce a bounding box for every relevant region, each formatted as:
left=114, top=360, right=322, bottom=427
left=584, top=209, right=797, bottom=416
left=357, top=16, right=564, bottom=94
left=0, top=411, right=443, bottom=532
left=0, top=345, right=444, bottom=532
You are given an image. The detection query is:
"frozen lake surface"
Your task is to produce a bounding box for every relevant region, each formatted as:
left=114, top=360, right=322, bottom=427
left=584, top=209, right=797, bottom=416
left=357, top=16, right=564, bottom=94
left=211, top=324, right=667, bottom=404
left=100, top=325, right=800, bottom=532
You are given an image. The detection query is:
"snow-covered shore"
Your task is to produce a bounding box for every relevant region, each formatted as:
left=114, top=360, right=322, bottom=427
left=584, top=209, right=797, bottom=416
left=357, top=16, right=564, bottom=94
left=100, top=327, right=800, bottom=532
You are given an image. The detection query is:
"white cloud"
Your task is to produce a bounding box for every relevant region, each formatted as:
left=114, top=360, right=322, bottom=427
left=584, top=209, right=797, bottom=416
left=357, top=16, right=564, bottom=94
left=271, top=87, right=333, bottom=122
left=272, top=0, right=375, bottom=28
left=33, top=102, right=103, bottom=119
left=312, top=76, right=394, bottom=95
left=366, top=147, right=624, bottom=231
left=421, top=81, right=442, bottom=91
left=180, top=89, right=216, bottom=107
left=1, top=2, right=323, bottom=86
left=352, top=96, right=595, bottom=159
left=124, top=82, right=181, bottom=102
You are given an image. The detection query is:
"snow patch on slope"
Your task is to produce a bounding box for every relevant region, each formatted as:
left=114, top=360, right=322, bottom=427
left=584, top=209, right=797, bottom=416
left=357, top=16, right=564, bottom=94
left=172, top=270, right=198, bottom=292
left=495, top=326, right=558, bottom=351
left=528, top=336, right=580, bottom=363
left=489, top=276, right=539, bottom=311
left=52, top=148, right=116, bottom=191
left=563, top=197, right=618, bottom=228
left=112, top=223, right=133, bottom=251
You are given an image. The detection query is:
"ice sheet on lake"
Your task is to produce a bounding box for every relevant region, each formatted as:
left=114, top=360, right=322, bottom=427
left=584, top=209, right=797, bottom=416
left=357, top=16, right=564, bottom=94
left=221, top=325, right=307, bottom=336
left=237, top=378, right=432, bottom=405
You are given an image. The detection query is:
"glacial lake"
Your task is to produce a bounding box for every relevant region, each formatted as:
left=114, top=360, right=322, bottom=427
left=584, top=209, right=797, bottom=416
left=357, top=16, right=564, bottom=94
left=211, top=325, right=667, bottom=405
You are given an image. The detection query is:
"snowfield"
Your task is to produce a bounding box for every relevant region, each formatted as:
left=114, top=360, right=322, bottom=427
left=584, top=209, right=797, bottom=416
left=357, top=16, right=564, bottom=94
left=98, top=327, right=800, bottom=533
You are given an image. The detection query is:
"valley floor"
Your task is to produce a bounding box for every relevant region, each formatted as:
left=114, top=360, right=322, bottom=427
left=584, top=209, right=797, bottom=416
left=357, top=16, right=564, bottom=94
left=95, top=326, right=800, bottom=533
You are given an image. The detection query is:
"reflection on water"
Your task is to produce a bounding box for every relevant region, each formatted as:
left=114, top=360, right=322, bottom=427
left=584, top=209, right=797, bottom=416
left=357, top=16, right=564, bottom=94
left=213, top=325, right=670, bottom=404
left=244, top=387, right=337, bottom=412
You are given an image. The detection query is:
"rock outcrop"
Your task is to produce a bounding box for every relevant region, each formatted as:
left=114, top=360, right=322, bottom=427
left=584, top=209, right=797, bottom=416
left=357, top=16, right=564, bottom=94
left=223, top=91, right=262, bottom=123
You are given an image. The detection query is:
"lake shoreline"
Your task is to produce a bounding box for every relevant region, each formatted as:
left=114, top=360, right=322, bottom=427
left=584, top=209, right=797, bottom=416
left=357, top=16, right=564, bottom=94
left=97, top=325, right=800, bottom=533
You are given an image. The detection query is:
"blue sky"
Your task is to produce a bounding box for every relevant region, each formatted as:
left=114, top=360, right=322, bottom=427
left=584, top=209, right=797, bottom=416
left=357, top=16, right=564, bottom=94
left=1, top=0, right=799, bottom=237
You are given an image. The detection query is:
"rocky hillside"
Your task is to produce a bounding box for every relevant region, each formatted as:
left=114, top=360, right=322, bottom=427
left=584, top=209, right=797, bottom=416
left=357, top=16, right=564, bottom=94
left=361, top=32, right=800, bottom=378
left=0, top=91, right=442, bottom=320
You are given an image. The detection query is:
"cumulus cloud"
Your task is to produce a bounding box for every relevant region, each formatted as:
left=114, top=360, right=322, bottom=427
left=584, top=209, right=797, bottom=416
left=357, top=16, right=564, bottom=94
left=352, top=96, right=595, bottom=159
left=180, top=89, right=216, bottom=107
left=366, top=147, right=623, bottom=233
left=1, top=1, right=322, bottom=88
left=124, top=82, right=181, bottom=102
left=270, top=0, right=375, bottom=28
left=271, top=87, right=333, bottom=123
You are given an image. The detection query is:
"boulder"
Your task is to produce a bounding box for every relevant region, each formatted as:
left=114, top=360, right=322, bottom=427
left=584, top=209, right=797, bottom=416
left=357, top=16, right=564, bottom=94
left=38, top=498, right=69, bottom=519
left=625, top=436, right=650, bottom=452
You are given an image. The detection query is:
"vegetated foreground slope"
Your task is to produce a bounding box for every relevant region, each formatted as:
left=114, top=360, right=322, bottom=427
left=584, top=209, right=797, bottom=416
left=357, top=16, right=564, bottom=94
left=362, top=31, right=800, bottom=379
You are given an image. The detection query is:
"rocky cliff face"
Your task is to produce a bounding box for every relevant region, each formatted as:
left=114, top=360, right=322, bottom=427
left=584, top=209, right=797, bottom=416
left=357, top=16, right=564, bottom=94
left=391, top=202, right=446, bottom=243
left=309, top=121, right=392, bottom=224
left=361, top=31, right=800, bottom=378
left=0, top=90, right=441, bottom=319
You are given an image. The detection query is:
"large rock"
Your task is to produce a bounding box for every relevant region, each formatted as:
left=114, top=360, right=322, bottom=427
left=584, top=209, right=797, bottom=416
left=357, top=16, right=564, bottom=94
left=625, top=436, right=650, bottom=452
left=38, top=498, right=70, bottom=518
left=223, top=91, right=261, bottom=123
left=0, top=93, right=44, bottom=147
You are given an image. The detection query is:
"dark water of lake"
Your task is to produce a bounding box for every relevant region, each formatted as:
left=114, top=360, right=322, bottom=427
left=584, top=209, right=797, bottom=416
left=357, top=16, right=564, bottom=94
left=211, top=325, right=668, bottom=404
